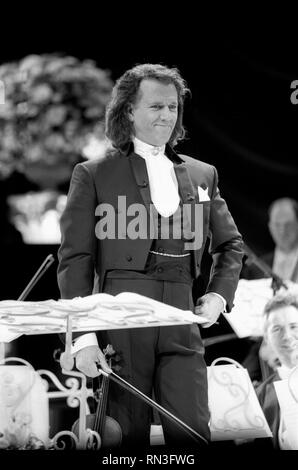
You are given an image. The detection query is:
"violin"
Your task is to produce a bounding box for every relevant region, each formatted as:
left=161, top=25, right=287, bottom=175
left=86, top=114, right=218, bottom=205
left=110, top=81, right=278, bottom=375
left=72, top=345, right=122, bottom=448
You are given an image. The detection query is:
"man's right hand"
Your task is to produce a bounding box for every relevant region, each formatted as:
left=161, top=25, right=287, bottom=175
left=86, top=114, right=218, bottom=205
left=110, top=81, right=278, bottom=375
left=75, top=345, right=112, bottom=378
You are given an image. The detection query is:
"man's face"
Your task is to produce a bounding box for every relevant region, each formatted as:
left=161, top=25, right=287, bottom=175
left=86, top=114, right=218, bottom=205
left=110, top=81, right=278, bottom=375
left=268, top=203, right=298, bottom=252
left=265, top=305, right=298, bottom=368
left=129, top=79, right=178, bottom=146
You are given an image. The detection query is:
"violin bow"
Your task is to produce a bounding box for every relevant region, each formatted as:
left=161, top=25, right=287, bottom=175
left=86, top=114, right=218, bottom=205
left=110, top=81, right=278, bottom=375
left=99, top=368, right=208, bottom=446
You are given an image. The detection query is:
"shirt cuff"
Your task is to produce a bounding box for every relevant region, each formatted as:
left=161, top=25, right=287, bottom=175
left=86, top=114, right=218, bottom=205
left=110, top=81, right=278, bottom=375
left=208, top=292, right=227, bottom=312
left=71, top=333, right=98, bottom=355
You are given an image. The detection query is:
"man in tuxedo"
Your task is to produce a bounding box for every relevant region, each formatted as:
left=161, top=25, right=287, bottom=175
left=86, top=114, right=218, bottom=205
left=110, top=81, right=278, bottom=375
left=58, top=63, right=244, bottom=448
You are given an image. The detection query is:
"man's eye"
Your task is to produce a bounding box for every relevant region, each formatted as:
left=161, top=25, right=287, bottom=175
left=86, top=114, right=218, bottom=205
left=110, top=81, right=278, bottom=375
left=169, top=105, right=178, bottom=111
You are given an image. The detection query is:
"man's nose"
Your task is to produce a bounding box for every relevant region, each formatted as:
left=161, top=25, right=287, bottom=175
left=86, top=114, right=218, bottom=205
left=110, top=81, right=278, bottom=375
left=160, top=107, right=172, bottom=120
left=282, top=327, right=295, bottom=341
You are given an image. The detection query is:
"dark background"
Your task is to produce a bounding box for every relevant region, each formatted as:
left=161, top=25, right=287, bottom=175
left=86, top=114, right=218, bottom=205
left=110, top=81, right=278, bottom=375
left=0, top=15, right=297, bottom=371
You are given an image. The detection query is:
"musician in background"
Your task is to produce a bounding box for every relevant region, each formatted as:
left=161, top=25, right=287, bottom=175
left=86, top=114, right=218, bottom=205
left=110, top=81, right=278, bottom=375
left=268, top=198, right=298, bottom=282
left=243, top=198, right=298, bottom=282
left=256, top=293, right=298, bottom=449
left=242, top=198, right=298, bottom=383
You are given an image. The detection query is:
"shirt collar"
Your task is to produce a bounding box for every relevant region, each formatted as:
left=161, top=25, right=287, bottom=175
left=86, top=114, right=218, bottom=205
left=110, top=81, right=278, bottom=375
left=133, top=137, right=165, bottom=159
left=125, top=138, right=184, bottom=164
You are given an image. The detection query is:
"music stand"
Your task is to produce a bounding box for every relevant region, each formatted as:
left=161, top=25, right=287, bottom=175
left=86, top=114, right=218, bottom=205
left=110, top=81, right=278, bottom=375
left=0, top=295, right=209, bottom=449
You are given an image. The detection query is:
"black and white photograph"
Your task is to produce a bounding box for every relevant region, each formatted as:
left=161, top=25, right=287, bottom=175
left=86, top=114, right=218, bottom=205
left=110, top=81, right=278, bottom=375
left=0, top=10, right=297, bottom=466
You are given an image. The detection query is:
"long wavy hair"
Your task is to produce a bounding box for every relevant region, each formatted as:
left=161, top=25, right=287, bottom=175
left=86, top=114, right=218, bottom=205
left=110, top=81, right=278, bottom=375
left=105, top=63, right=190, bottom=152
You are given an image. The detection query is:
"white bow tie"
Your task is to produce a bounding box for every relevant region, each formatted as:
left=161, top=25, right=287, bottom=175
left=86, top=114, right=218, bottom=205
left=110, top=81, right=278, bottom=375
left=151, top=146, right=164, bottom=156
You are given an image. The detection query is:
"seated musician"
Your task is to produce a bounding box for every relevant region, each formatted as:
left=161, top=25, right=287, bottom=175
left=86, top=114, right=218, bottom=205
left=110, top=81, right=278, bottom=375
left=255, top=292, right=298, bottom=449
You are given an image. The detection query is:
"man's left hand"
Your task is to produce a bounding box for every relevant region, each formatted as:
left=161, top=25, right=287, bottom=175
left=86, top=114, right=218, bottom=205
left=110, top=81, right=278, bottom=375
left=195, top=293, right=223, bottom=328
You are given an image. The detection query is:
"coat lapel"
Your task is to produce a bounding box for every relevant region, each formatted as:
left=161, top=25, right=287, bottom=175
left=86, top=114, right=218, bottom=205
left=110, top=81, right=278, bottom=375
left=174, top=163, right=198, bottom=206
left=129, top=152, right=152, bottom=213
left=174, top=163, right=203, bottom=268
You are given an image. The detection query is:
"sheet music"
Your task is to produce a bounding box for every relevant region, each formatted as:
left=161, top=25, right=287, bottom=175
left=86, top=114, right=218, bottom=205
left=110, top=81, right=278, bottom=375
left=0, top=292, right=208, bottom=342
left=208, top=364, right=272, bottom=440
left=0, top=326, right=23, bottom=343
left=223, top=278, right=298, bottom=338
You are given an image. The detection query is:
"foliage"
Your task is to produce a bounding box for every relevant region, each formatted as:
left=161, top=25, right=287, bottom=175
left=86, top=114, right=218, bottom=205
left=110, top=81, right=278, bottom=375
left=0, top=54, right=113, bottom=179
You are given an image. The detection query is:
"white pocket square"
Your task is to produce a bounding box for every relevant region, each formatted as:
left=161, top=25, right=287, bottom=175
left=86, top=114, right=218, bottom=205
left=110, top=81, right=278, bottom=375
left=197, top=186, right=210, bottom=202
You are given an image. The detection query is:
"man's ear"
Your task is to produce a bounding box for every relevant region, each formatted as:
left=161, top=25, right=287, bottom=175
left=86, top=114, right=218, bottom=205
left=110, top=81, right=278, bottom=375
left=127, top=105, right=134, bottom=122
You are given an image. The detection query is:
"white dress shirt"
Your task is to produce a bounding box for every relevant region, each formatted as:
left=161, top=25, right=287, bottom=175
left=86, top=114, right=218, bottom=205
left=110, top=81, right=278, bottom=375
left=133, top=137, right=180, bottom=217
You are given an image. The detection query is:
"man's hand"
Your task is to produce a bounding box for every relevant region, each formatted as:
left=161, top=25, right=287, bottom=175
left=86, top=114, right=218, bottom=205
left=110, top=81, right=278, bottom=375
left=195, top=293, right=223, bottom=328
left=75, top=345, right=112, bottom=378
